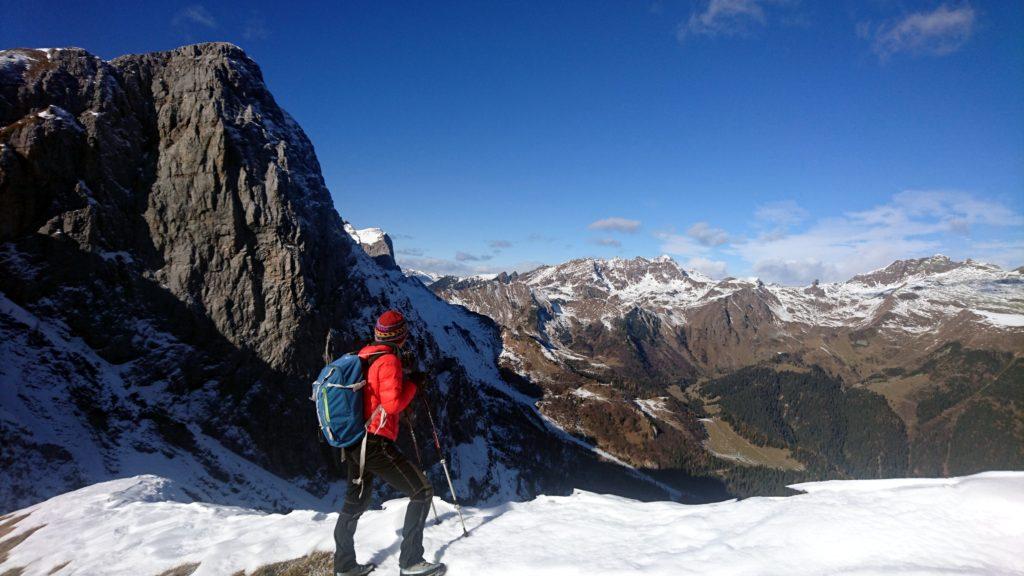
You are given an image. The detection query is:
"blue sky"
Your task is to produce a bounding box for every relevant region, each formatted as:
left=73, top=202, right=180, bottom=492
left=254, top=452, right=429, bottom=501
left=4, top=1, right=1022, bottom=283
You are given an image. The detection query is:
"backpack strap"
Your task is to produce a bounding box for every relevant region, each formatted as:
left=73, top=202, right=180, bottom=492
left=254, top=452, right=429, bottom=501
left=352, top=345, right=399, bottom=497
left=354, top=404, right=387, bottom=497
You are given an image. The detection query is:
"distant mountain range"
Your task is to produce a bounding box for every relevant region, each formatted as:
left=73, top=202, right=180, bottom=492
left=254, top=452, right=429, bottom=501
left=395, top=250, right=1023, bottom=494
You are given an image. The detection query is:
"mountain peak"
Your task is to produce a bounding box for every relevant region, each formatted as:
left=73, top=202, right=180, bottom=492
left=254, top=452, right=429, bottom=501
left=851, top=254, right=964, bottom=286
left=344, top=223, right=397, bottom=269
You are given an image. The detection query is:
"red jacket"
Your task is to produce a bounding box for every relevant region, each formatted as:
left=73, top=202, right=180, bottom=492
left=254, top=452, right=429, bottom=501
left=358, top=343, right=417, bottom=441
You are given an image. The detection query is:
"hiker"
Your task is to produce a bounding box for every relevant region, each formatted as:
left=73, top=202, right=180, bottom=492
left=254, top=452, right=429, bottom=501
left=334, top=310, right=445, bottom=576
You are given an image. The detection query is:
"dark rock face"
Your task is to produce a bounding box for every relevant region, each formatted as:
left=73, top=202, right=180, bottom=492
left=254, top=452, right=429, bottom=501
left=2, top=44, right=358, bottom=374
left=0, top=44, right=670, bottom=512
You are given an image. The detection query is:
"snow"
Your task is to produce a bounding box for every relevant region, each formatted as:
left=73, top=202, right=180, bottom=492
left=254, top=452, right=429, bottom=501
left=34, top=105, right=84, bottom=132
left=634, top=397, right=668, bottom=418
left=404, top=268, right=444, bottom=286
left=2, top=472, right=1022, bottom=576
left=0, top=51, right=34, bottom=71
left=343, top=223, right=386, bottom=246
left=571, top=387, right=608, bottom=402
left=973, top=309, right=1024, bottom=328
left=0, top=291, right=328, bottom=513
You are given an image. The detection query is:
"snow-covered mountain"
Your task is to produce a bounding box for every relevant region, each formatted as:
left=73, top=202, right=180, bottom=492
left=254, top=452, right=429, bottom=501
left=445, top=254, right=1022, bottom=336
left=404, top=268, right=445, bottom=287
left=2, top=471, right=1021, bottom=575
left=435, top=253, right=1022, bottom=394
left=0, top=44, right=675, bottom=515
left=433, top=254, right=1024, bottom=492
left=344, top=223, right=398, bottom=269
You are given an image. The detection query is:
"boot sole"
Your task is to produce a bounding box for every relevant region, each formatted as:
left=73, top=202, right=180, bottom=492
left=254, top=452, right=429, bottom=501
left=400, top=566, right=446, bottom=576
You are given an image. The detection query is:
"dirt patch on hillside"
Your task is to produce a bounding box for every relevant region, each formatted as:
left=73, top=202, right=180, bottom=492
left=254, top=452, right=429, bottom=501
left=700, top=418, right=804, bottom=471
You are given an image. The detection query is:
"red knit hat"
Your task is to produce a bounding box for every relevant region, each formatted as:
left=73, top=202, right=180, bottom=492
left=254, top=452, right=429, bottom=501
left=374, top=310, right=409, bottom=343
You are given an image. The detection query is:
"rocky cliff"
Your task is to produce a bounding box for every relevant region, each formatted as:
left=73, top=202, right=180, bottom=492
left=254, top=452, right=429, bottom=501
left=0, top=44, right=689, bottom=513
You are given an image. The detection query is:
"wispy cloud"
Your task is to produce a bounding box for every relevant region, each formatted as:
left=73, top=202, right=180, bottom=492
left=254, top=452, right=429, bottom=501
left=655, top=190, right=1022, bottom=285
left=173, top=5, right=217, bottom=29
left=397, top=256, right=477, bottom=277
left=455, top=251, right=493, bottom=262
left=859, top=4, right=976, bottom=60
left=677, top=0, right=799, bottom=41
left=591, top=237, right=622, bottom=248
left=588, top=217, right=641, bottom=233
left=970, top=239, right=1024, bottom=269
left=242, top=11, right=269, bottom=41
left=489, top=240, right=513, bottom=249
left=397, top=256, right=542, bottom=277
left=735, top=190, right=1023, bottom=284
left=755, top=200, right=808, bottom=228
left=685, top=256, right=730, bottom=279
left=655, top=230, right=713, bottom=257
left=687, top=222, right=730, bottom=246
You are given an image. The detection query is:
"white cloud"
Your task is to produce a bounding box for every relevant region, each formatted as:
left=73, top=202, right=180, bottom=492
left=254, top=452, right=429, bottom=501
left=397, top=256, right=542, bottom=278
left=734, top=190, right=1023, bottom=284
left=173, top=5, right=217, bottom=29
left=687, top=222, right=730, bottom=246
left=678, top=0, right=800, bottom=40
left=397, top=257, right=474, bottom=277
left=860, top=4, right=976, bottom=60
left=656, top=230, right=712, bottom=257
left=968, top=239, right=1024, bottom=269
left=588, top=217, right=642, bottom=233
left=753, top=259, right=835, bottom=285
left=685, top=256, right=730, bottom=279
left=489, top=240, right=513, bottom=249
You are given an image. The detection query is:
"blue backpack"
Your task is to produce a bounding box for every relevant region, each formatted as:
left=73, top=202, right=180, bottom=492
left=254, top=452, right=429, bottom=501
left=312, top=354, right=367, bottom=448
left=312, top=346, right=396, bottom=496
left=311, top=346, right=395, bottom=448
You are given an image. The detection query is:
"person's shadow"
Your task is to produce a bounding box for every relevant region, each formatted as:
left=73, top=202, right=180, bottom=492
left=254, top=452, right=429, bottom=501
left=431, top=502, right=512, bottom=563
left=366, top=501, right=512, bottom=566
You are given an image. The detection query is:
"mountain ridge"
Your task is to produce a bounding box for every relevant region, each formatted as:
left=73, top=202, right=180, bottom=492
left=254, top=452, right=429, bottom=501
left=425, top=247, right=1023, bottom=493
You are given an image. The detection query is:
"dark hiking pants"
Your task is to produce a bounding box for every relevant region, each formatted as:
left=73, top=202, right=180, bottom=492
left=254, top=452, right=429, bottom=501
left=334, top=434, right=434, bottom=573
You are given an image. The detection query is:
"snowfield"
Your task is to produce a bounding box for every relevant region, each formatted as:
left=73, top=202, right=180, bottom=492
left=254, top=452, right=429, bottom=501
left=2, top=473, right=1022, bottom=575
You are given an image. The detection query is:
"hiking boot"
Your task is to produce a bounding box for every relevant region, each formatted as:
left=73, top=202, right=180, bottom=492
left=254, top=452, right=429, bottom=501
left=336, top=562, right=375, bottom=576
left=399, top=560, right=446, bottom=576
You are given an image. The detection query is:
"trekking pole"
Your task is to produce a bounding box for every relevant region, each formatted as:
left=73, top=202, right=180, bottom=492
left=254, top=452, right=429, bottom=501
left=420, top=394, right=469, bottom=537
left=408, top=419, right=441, bottom=525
